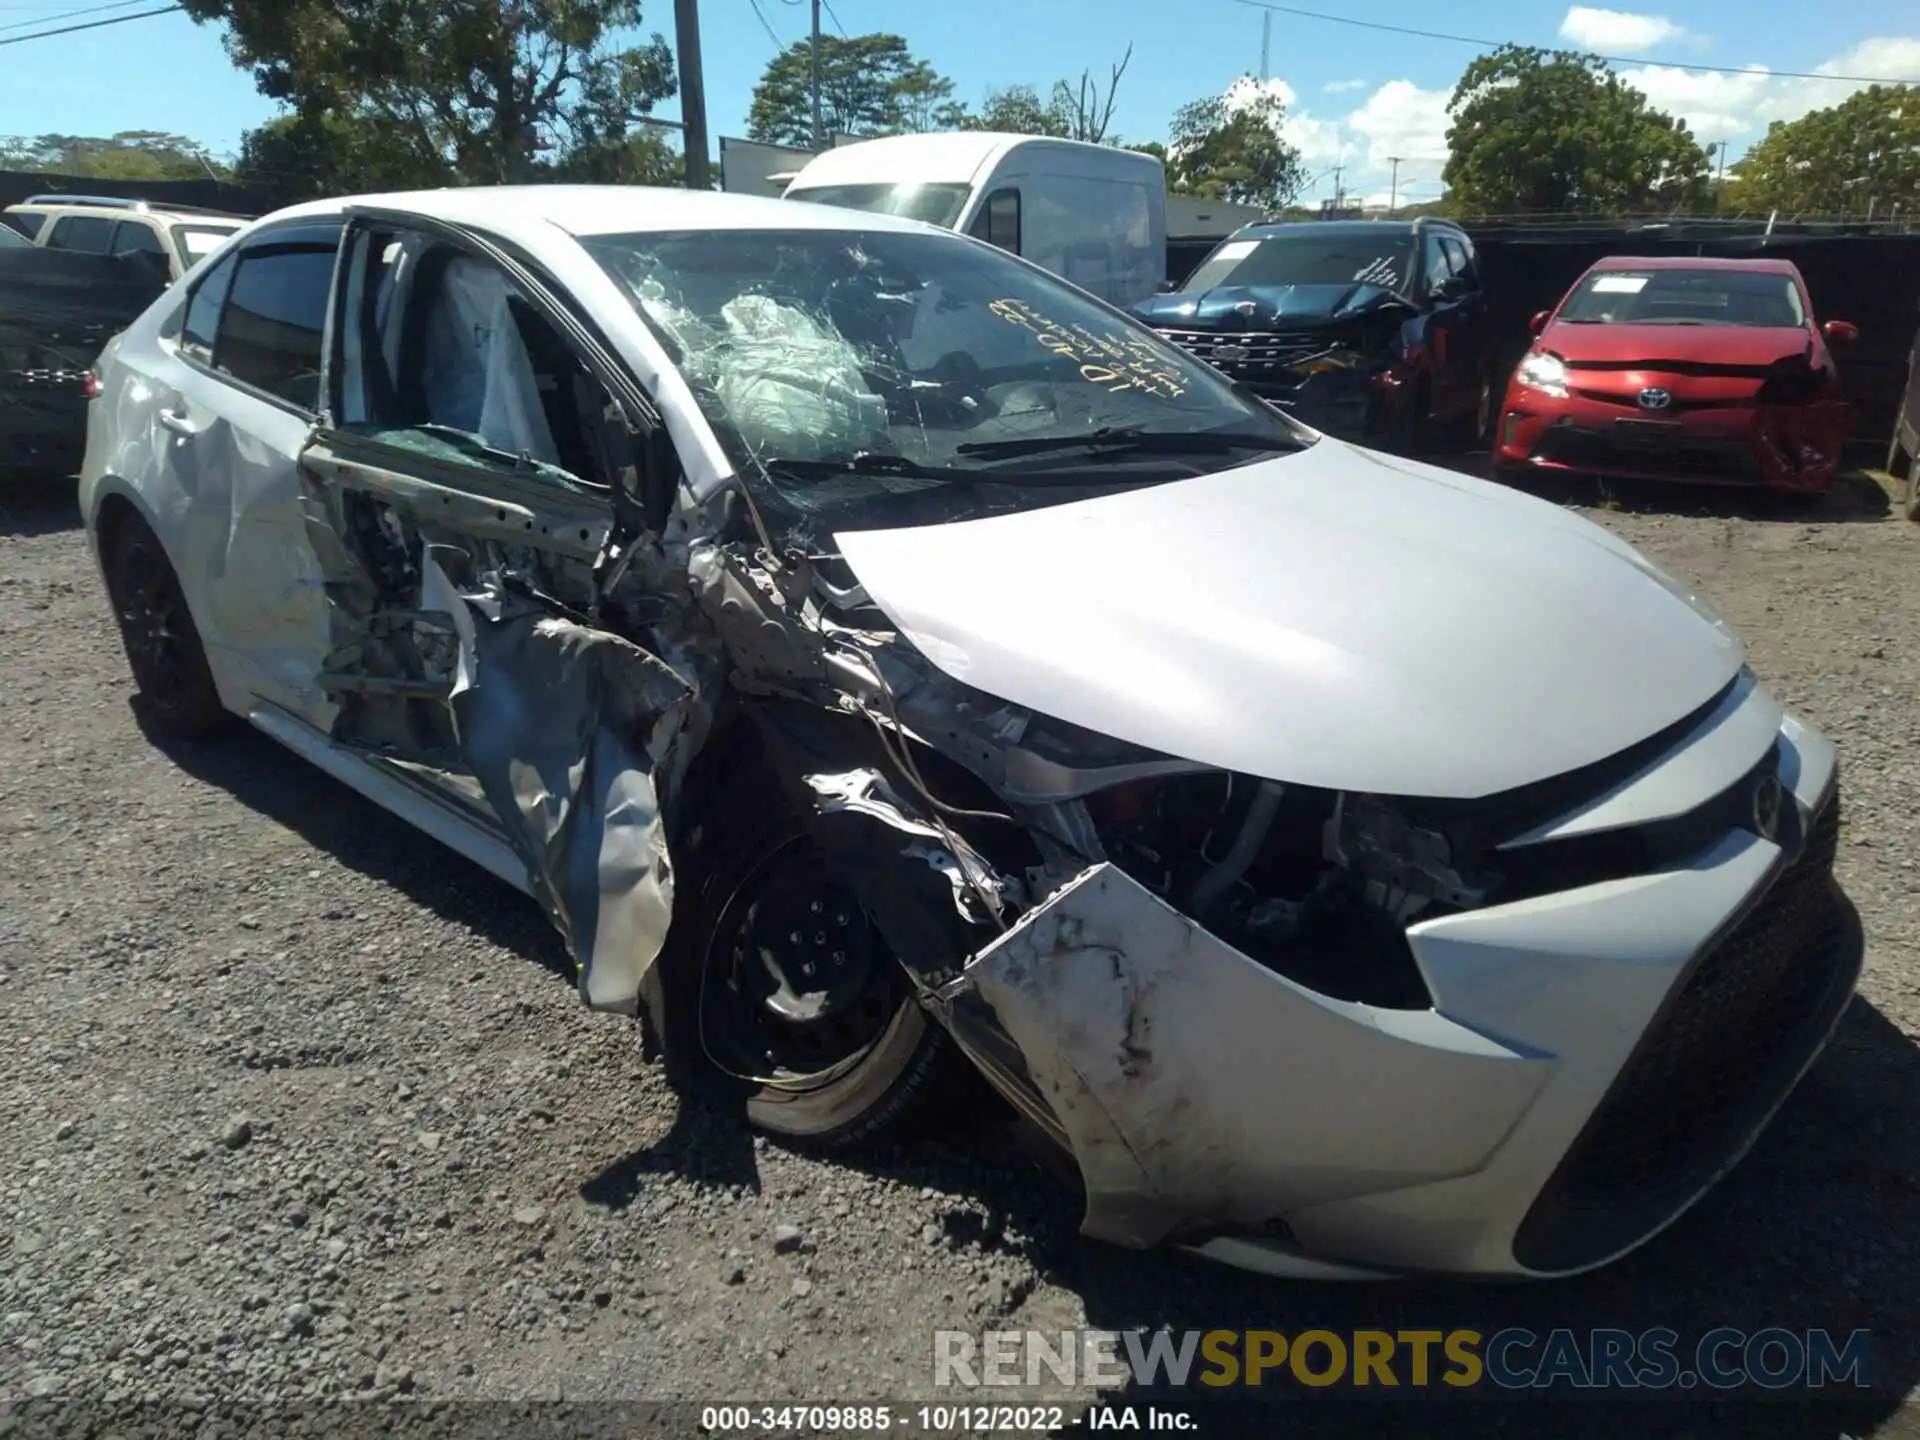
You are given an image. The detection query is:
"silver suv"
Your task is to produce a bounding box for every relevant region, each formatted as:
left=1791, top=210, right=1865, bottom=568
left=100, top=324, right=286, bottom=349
left=4, top=194, right=245, bottom=280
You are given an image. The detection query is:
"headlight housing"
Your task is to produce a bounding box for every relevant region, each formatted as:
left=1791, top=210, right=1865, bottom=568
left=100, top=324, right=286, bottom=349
left=1516, top=349, right=1569, bottom=397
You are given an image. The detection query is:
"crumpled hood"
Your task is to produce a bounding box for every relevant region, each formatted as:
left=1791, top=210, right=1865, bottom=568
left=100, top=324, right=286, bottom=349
left=1132, top=282, right=1408, bottom=331
left=833, top=440, right=1744, bottom=800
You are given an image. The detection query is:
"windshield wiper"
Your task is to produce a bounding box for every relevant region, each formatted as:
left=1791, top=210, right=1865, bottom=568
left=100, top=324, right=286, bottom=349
left=758, top=451, right=976, bottom=483
left=954, top=426, right=1301, bottom=461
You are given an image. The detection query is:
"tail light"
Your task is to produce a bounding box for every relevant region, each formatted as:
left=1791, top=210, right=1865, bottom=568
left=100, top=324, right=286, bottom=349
left=82, top=368, right=101, bottom=400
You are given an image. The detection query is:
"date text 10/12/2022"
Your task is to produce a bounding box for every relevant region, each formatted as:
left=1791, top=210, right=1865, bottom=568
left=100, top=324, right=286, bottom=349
left=698, top=1405, right=1197, bottom=1432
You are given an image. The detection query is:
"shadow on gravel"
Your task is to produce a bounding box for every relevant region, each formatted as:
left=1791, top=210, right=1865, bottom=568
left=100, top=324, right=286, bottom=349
left=1427, top=448, right=1893, bottom=525
left=132, top=703, right=573, bottom=984
left=624, top=997, right=1919, bottom=1440
left=0, top=471, right=82, bottom=537
left=579, top=1091, right=762, bottom=1210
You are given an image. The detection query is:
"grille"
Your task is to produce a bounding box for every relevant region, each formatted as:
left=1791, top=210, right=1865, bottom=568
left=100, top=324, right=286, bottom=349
left=1512, top=794, right=1859, bottom=1274
left=1154, top=328, right=1327, bottom=376
left=1529, top=425, right=1763, bottom=483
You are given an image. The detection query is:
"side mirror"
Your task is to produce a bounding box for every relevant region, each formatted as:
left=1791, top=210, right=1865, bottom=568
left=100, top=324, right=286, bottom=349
left=1529, top=310, right=1551, bottom=336
left=1822, top=319, right=1859, bottom=346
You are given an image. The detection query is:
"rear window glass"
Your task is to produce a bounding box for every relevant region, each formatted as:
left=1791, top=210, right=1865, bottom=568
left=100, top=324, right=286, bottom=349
left=46, top=215, right=116, bottom=254
left=215, top=240, right=338, bottom=408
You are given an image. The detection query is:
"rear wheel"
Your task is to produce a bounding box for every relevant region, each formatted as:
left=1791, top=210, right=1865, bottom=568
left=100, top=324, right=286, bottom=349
left=663, top=758, right=961, bottom=1150
left=101, top=510, right=227, bottom=736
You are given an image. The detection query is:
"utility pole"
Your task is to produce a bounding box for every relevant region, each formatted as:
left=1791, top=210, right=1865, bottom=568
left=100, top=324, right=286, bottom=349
left=809, top=0, right=823, bottom=150
left=1386, top=156, right=1402, bottom=214
left=673, top=0, right=709, bottom=189
left=1331, top=161, right=1344, bottom=212
left=1260, top=11, right=1270, bottom=82
left=1715, top=140, right=1728, bottom=186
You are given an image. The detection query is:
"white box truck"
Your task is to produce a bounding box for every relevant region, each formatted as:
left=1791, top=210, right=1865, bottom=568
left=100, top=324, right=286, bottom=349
left=782, top=132, right=1167, bottom=309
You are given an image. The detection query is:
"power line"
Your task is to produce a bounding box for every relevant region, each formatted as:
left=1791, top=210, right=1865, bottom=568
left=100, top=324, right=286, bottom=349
left=1222, top=0, right=1920, bottom=85
left=0, top=2, right=179, bottom=44
left=0, top=0, right=151, bottom=34
left=820, top=0, right=846, bottom=37
left=746, top=0, right=782, bottom=49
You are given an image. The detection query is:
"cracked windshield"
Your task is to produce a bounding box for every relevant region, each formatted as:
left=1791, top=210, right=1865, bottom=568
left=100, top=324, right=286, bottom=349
left=584, top=228, right=1305, bottom=530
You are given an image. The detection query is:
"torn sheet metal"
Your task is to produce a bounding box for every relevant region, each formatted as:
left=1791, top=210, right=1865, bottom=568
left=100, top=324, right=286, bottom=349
left=947, top=862, right=1551, bottom=1250
left=802, top=767, right=1009, bottom=924
left=425, top=546, right=702, bottom=1014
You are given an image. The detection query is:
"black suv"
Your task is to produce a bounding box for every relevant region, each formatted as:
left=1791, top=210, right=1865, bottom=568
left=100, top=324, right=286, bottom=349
left=1133, top=217, right=1496, bottom=449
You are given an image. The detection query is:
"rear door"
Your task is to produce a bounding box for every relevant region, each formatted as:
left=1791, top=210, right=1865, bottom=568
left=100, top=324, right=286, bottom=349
left=148, top=219, right=344, bottom=723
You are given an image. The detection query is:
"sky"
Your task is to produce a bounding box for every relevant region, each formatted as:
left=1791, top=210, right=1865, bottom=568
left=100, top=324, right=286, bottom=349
left=0, top=0, right=1916, bottom=207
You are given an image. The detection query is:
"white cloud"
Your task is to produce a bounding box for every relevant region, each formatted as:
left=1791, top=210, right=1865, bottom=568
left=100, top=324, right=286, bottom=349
left=1620, top=35, right=1920, bottom=146
left=1322, top=78, right=1369, bottom=94
left=1345, top=80, right=1453, bottom=169
left=1558, top=6, right=1686, bottom=54
left=1222, top=75, right=1353, bottom=166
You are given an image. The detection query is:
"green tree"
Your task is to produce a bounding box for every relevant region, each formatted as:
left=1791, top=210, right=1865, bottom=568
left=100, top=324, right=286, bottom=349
left=179, top=0, right=677, bottom=185
left=233, top=111, right=446, bottom=196
left=1166, top=85, right=1306, bottom=208
left=552, top=127, right=686, bottom=186
left=0, top=131, right=223, bottom=180
left=1443, top=45, right=1710, bottom=215
left=1731, top=85, right=1920, bottom=217
left=964, top=85, right=1069, bottom=137
left=746, top=34, right=956, bottom=146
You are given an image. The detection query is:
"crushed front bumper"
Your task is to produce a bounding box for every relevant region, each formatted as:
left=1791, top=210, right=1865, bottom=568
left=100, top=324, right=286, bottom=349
left=1494, top=385, right=1846, bottom=492
left=934, top=708, right=1857, bottom=1279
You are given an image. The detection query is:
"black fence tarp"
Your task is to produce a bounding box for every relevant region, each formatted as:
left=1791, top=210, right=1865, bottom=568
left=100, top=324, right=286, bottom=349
left=0, top=245, right=169, bottom=467
left=0, top=168, right=278, bottom=221
left=1465, top=222, right=1920, bottom=445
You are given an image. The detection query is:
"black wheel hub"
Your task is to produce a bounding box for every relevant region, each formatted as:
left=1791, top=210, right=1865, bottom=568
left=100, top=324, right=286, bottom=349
left=704, top=841, right=902, bottom=1076
left=114, top=539, right=192, bottom=709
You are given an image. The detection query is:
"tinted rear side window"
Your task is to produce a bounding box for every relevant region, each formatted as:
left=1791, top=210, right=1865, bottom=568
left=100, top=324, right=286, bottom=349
left=47, top=215, right=115, bottom=253
left=181, top=252, right=238, bottom=361
left=212, top=232, right=340, bottom=408
left=111, top=221, right=167, bottom=257
left=9, top=211, right=46, bottom=238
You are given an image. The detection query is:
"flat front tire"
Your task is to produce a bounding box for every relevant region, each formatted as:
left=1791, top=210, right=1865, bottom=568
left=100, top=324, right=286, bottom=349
left=661, top=760, right=960, bottom=1150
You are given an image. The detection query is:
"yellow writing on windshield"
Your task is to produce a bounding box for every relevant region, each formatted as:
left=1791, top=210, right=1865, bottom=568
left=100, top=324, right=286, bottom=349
left=989, top=298, right=1190, bottom=399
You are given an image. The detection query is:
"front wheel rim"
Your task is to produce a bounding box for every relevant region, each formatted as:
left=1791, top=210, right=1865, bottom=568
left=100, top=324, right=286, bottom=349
left=698, top=836, right=905, bottom=1085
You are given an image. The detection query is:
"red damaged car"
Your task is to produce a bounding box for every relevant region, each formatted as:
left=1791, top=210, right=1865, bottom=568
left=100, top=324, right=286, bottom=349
left=1493, top=257, right=1857, bottom=494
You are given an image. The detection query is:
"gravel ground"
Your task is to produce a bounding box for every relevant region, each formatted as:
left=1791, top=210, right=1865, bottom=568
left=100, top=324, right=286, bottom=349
left=3, top=469, right=1918, bottom=1438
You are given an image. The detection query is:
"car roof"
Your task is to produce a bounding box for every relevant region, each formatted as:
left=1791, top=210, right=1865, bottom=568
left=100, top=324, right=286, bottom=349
left=1236, top=219, right=1432, bottom=239
left=787, top=132, right=1157, bottom=189
left=5, top=201, right=244, bottom=225
left=257, top=184, right=941, bottom=242
left=1589, top=254, right=1800, bottom=274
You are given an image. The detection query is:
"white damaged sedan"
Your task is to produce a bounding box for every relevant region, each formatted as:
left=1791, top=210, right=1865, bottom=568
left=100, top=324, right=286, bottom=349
left=81, top=186, right=1861, bottom=1280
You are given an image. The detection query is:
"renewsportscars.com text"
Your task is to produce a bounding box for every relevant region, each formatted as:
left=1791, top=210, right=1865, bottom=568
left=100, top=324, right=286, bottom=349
left=933, top=1326, right=1874, bottom=1391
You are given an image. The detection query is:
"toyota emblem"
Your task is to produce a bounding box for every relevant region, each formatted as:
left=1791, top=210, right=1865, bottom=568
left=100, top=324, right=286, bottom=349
left=1750, top=772, right=1784, bottom=842
left=1637, top=387, right=1673, bottom=410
